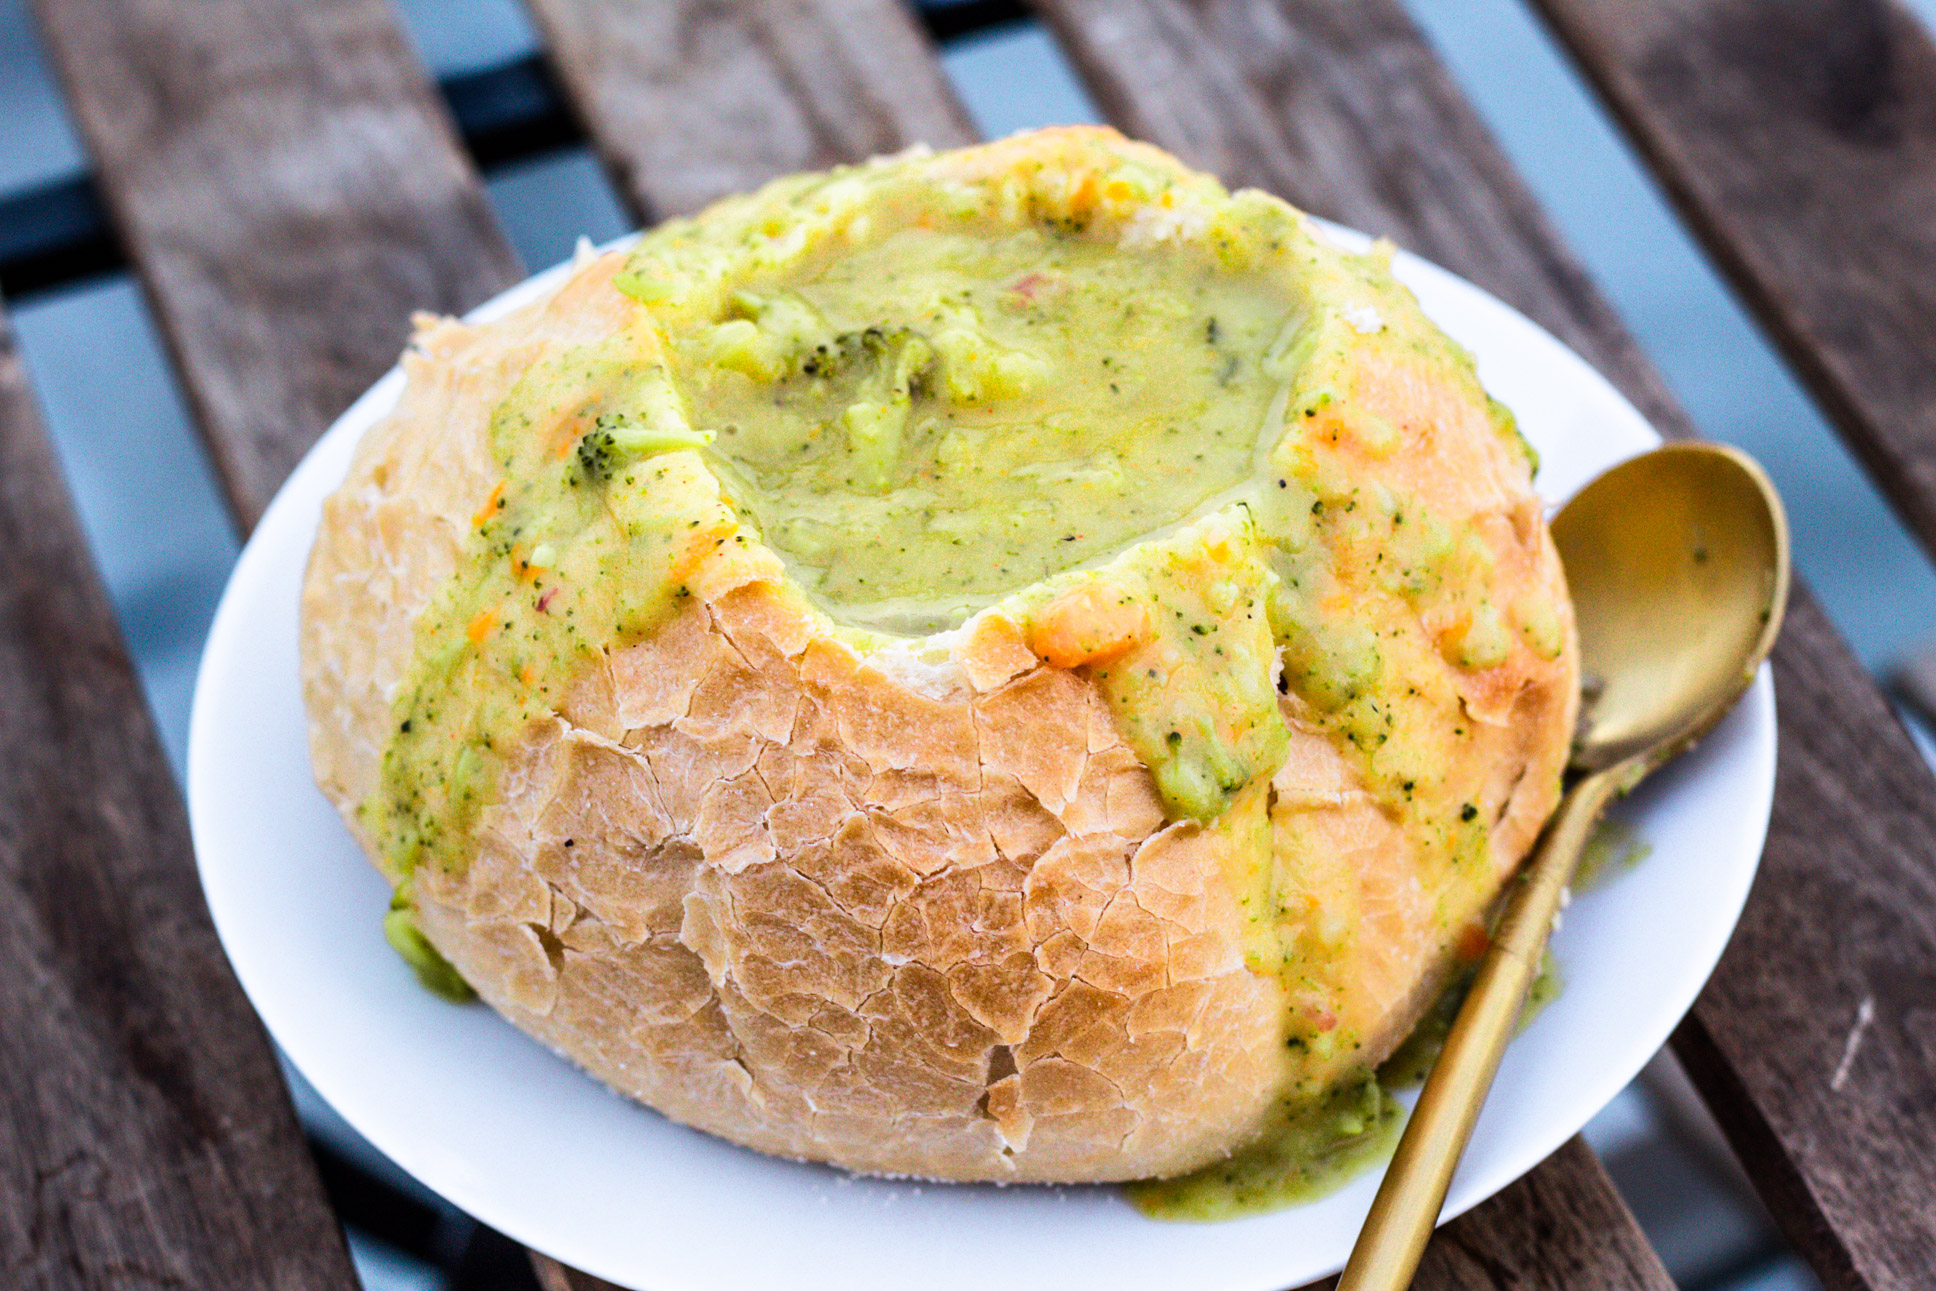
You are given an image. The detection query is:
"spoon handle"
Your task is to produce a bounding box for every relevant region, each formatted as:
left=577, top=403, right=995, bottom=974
left=1336, top=766, right=1623, bottom=1291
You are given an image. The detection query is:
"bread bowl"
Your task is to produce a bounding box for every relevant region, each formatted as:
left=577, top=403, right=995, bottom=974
left=300, top=127, right=1576, bottom=1185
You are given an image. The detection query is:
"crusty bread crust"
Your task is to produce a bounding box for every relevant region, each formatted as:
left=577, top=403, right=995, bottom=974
left=300, top=129, right=1575, bottom=1183
left=430, top=590, right=1289, bottom=1181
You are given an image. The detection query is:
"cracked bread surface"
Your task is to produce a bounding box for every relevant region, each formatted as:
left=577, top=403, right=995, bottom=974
left=420, top=587, right=1286, bottom=1180
left=300, top=129, right=1576, bottom=1183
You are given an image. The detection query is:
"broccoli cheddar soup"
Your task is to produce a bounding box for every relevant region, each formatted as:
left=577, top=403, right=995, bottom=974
left=301, top=128, right=1576, bottom=1199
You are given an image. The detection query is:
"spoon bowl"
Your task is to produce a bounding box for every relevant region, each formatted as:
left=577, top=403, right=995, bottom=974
left=1338, top=443, right=1789, bottom=1291
left=1556, top=443, right=1789, bottom=775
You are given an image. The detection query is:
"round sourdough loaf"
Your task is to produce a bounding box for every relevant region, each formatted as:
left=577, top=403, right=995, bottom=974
left=300, top=128, right=1576, bottom=1183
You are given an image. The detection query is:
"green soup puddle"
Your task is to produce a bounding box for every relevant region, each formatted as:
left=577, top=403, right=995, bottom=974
left=1129, top=952, right=1562, bottom=1221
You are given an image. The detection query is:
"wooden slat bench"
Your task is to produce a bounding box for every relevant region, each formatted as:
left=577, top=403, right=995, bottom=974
left=1534, top=0, right=1936, bottom=565
left=4, top=0, right=1931, bottom=1287
left=525, top=0, right=979, bottom=219
left=0, top=307, right=358, bottom=1287
left=1497, top=3, right=1936, bottom=1283
left=30, top=0, right=524, bottom=530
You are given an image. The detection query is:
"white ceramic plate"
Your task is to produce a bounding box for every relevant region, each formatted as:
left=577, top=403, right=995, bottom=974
left=189, top=223, right=1775, bottom=1291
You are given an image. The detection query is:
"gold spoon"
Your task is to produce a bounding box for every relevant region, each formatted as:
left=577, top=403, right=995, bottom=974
left=1337, top=442, right=1790, bottom=1291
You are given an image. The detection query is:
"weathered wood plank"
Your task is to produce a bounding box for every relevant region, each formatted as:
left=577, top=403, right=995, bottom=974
left=531, top=1252, right=621, bottom=1291
left=1897, top=641, right=1936, bottom=727
left=28, top=0, right=524, bottom=529
left=1673, top=589, right=1936, bottom=1291
left=522, top=0, right=977, bottom=220
left=1412, top=1137, right=1676, bottom=1290
left=1033, top=1, right=1936, bottom=1285
left=0, top=304, right=358, bottom=1288
left=24, top=0, right=535, bottom=1277
left=1296, top=1137, right=1672, bottom=1291
left=1531, top=0, right=1936, bottom=565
